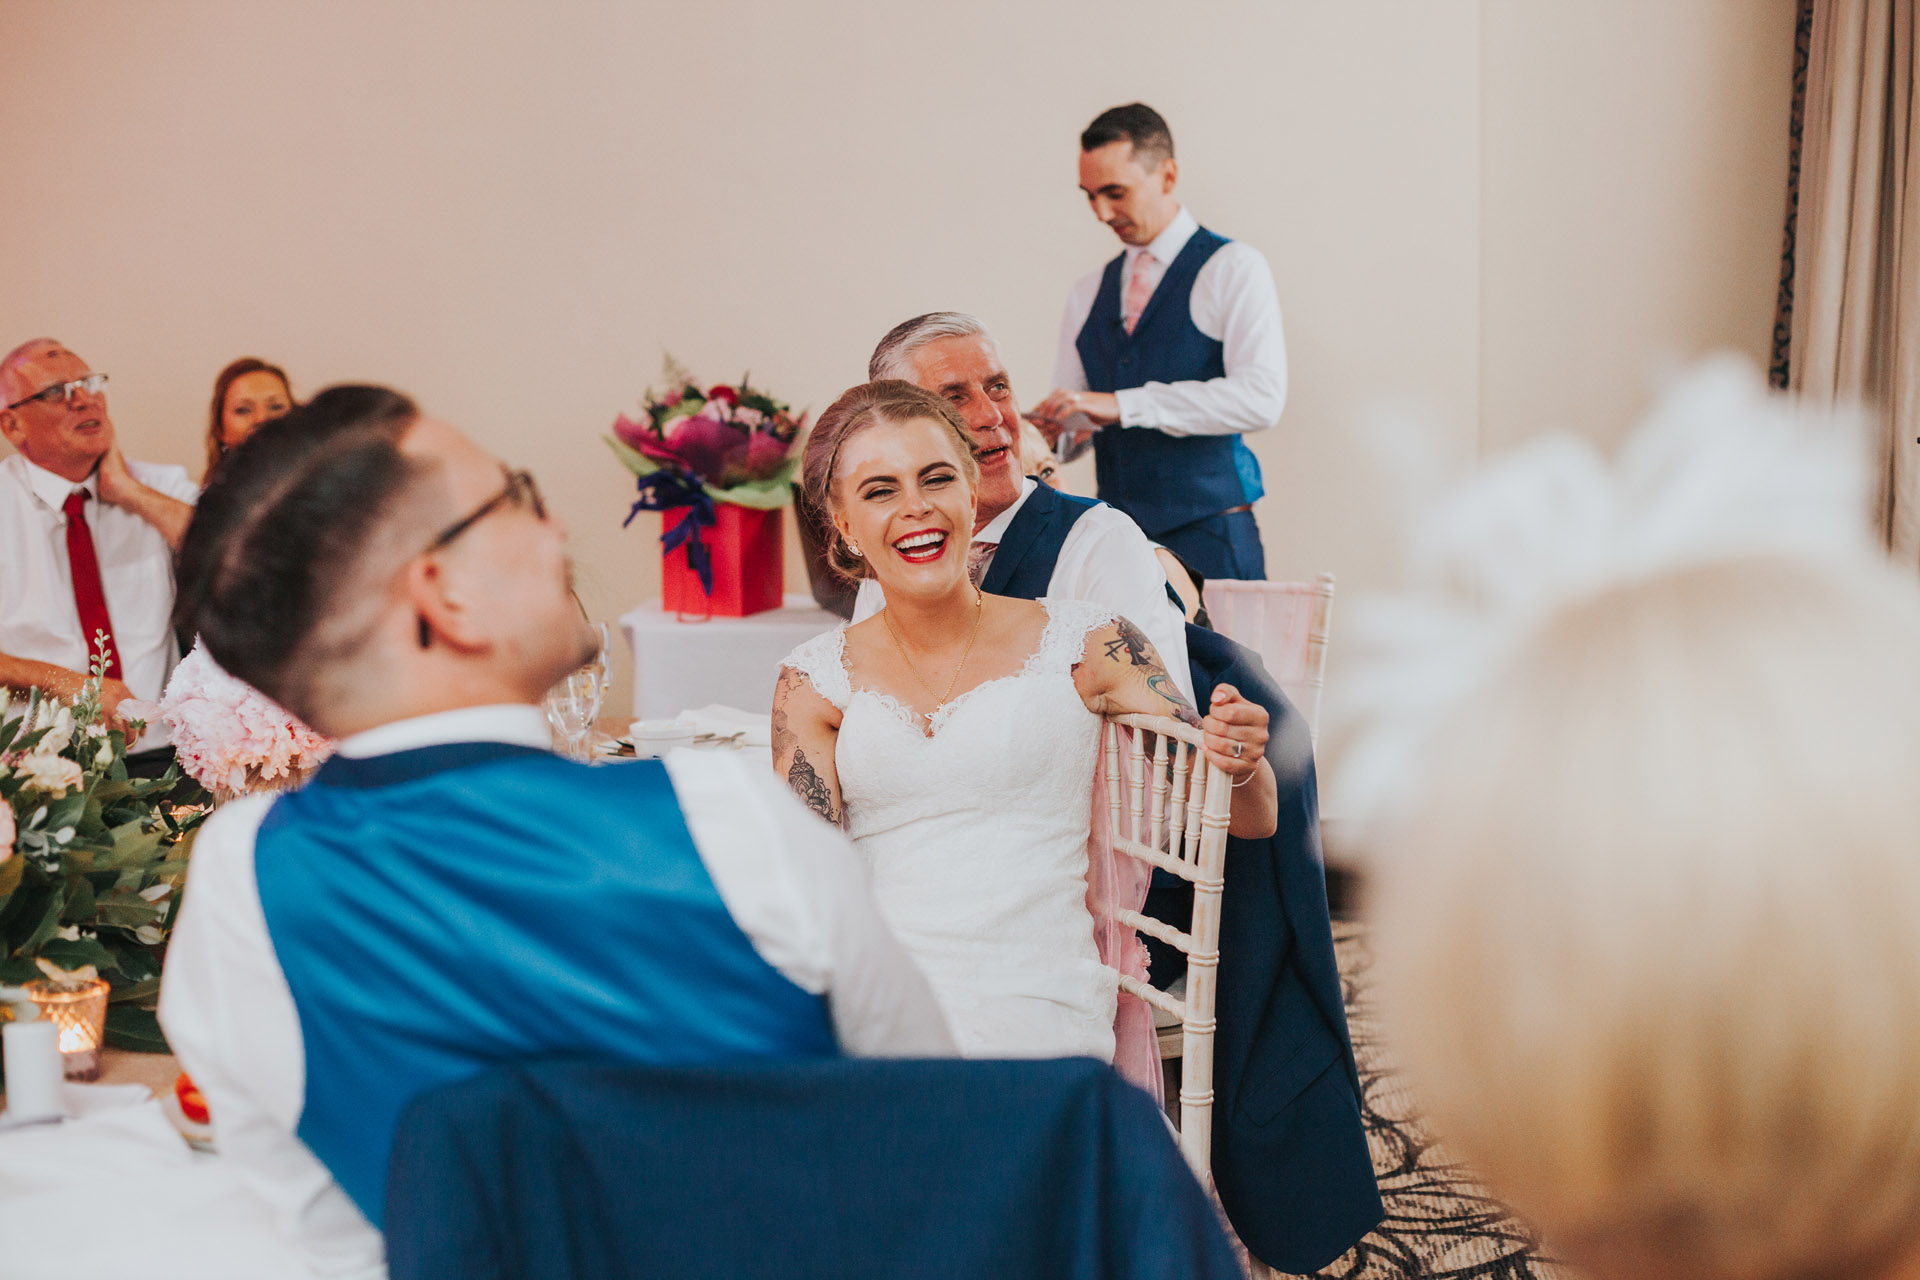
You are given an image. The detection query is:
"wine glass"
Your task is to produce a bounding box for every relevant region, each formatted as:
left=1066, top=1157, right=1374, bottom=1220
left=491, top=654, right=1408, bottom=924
left=544, top=668, right=603, bottom=762
left=590, top=621, right=614, bottom=694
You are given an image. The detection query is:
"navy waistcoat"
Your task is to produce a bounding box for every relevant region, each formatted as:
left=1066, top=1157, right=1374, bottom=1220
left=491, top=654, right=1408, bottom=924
left=254, top=743, right=837, bottom=1224
left=980, top=483, right=1102, bottom=600
left=1075, top=227, right=1266, bottom=537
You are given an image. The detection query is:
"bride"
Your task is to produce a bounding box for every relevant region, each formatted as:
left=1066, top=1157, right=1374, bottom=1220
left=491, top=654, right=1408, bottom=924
left=774, top=380, right=1276, bottom=1067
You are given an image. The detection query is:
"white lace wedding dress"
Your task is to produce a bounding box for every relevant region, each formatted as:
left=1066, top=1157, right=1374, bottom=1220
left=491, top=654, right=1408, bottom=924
left=782, top=596, right=1118, bottom=1062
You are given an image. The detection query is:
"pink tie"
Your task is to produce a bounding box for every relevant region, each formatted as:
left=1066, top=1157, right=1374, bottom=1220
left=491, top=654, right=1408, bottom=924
left=1123, top=251, right=1160, bottom=334
left=967, top=541, right=997, bottom=587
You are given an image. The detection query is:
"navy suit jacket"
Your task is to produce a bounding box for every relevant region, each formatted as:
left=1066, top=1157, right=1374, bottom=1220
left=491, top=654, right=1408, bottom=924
left=984, top=481, right=1383, bottom=1272
left=385, top=1058, right=1243, bottom=1280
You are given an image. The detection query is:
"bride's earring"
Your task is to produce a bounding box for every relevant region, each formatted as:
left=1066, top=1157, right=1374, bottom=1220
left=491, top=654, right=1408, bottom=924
left=846, top=542, right=863, bottom=558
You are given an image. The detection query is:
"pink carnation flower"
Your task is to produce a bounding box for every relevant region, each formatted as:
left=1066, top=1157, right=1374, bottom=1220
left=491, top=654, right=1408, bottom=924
left=162, top=642, right=334, bottom=793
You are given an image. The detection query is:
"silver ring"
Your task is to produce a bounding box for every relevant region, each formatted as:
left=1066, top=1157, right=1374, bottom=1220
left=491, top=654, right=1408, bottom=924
left=1231, top=742, right=1244, bottom=759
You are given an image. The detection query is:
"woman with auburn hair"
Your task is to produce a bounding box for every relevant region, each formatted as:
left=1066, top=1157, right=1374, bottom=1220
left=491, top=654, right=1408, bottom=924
left=1356, top=362, right=1920, bottom=1280
left=774, top=379, right=1277, bottom=1079
left=203, top=357, right=293, bottom=478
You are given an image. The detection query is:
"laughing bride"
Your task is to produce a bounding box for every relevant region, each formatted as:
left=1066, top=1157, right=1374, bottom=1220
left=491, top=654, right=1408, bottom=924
left=773, top=380, right=1277, bottom=1071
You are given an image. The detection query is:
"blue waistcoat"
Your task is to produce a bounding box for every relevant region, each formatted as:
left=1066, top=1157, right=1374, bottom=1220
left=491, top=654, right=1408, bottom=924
left=253, top=743, right=837, bottom=1225
left=1076, top=227, right=1266, bottom=537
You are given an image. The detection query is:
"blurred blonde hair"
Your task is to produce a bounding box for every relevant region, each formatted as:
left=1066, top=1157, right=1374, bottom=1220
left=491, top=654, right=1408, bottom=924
left=1370, top=554, right=1920, bottom=1280
left=1018, top=420, right=1057, bottom=486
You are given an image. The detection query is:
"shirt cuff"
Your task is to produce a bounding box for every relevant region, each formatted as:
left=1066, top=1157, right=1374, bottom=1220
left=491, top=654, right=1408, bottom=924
left=1114, top=386, right=1150, bottom=429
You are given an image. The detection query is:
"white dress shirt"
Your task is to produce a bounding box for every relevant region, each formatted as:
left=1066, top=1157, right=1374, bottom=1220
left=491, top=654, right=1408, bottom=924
left=159, top=705, right=954, bottom=1279
left=852, top=479, right=1194, bottom=703
left=1052, top=205, right=1288, bottom=452
left=0, top=452, right=196, bottom=746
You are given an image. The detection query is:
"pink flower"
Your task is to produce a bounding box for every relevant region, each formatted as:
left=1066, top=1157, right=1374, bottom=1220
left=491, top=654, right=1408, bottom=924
left=162, top=642, right=333, bottom=793
left=613, top=413, right=655, bottom=451
left=741, top=431, right=792, bottom=481
left=733, top=405, right=765, bottom=429
left=665, top=415, right=752, bottom=485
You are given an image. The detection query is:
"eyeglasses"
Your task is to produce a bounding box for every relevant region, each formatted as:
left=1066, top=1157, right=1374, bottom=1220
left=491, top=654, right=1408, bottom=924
left=5, top=373, right=109, bottom=411
left=426, top=467, right=546, bottom=552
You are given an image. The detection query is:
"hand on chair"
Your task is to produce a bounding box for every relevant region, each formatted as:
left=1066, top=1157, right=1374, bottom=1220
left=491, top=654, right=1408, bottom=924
left=1201, top=684, right=1268, bottom=780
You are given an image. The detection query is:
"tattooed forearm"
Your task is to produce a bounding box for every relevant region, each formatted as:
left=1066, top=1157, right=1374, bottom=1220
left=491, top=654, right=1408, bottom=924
left=770, top=676, right=797, bottom=762
left=1149, top=673, right=1205, bottom=729
left=1102, top=616, right=1157, bottom=668
left=787, top=747, right=839, bottom=824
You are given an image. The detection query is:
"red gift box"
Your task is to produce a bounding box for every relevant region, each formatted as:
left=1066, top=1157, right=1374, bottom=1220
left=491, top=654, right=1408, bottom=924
left=661, top=503, right=784, bottom=618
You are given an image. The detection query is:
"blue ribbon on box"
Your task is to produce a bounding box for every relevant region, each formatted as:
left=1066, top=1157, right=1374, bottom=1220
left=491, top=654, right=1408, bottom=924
left=626, top=470, right=717, bottom=594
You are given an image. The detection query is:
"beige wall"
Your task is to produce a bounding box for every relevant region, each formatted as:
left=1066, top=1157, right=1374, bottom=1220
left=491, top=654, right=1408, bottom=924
left=0, top=1, right=1792, bottom=722
left=1481, top=0, right=1799, bottom=453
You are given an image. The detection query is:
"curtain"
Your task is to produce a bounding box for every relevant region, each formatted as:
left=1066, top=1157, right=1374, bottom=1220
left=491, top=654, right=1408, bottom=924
left=1788, top=0, right=1920, bottom=564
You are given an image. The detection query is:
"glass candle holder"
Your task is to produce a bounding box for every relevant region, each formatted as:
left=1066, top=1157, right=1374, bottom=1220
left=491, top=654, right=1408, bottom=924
left=23, top=977, right=109, bottom=1081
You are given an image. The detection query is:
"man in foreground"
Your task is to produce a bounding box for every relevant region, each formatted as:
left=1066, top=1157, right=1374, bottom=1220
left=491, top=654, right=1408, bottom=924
left=159, top=385, right=953, bottom=1276
left=0, top=339, right=197, bottom=753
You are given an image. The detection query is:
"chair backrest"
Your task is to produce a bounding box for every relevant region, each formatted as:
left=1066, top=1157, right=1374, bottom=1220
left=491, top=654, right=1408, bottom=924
left=1200, top=574, right=1336, bottom=747
left=1101, top=711, right=1234, bottom=1182
left=384, top=1057, right=1245, bottom=1280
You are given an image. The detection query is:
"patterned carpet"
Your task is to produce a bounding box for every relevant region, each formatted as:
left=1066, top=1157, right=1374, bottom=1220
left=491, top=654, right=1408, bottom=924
left=1287, top=922, right=1568, bottom=1280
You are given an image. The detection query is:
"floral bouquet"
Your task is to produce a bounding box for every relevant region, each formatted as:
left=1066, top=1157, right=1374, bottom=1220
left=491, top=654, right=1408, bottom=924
left=162, top=641, right=333, bottom=800
left=1, top=645, right=210, bottom=1051
left=607, top=358, right=808, bottom=598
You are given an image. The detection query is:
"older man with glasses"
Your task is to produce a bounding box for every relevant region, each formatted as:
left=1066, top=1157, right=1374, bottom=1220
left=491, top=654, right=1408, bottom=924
left=0, top=338, right=198, bottom=761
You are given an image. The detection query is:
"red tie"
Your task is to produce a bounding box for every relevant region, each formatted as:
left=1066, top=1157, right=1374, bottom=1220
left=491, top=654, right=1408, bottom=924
left=62, top=490, right=122, bottom=681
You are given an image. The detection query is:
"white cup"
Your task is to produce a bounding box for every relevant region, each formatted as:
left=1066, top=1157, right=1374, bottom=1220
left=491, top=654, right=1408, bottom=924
left=2, top=1012, right=66, bottom=1126
left=629, top=719, right=697, bottom=759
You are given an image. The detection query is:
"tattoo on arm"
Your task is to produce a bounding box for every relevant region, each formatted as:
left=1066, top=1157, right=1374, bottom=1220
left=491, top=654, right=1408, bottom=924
left=1102, top=617, right=1157, bottom=668
left=787, top=747, right=838, bottom=824
left=1149, top=673, right=1205, bottom=729
left=770, top=677, right=797, bottom=762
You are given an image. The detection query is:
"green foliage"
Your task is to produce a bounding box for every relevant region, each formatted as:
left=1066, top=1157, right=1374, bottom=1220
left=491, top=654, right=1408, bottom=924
left=1, top=668, right=211, bottom=1044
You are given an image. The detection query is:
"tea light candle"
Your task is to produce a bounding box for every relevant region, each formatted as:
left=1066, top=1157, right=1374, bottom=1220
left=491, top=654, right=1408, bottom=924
left=2, top=1006, right=66, bottom=1125
left=23, top=977, right=109, bottom=1082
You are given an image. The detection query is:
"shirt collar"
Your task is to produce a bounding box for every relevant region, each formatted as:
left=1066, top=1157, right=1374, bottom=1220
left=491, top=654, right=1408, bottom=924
left=17, top=453, right=96, bottom=514
left=336, top=704, right=552, bottom=759
left=975, top=477, right=1036, bottom=545
left=1132, top=205, right=1198, bottom=269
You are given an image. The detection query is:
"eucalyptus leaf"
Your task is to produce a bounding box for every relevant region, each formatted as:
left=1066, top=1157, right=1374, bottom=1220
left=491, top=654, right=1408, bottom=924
left=37, top=936, right=115, bottom=973
left=104, top=1003, right=169, bottom=1053
left=94, top=901, right=162, bottom=929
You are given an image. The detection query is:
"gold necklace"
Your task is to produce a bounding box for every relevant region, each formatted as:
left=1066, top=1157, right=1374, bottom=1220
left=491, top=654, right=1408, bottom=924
left=881, top=589, right=985, bottom=715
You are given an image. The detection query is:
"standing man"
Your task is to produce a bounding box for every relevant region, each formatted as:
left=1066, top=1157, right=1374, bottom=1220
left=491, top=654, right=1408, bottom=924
left=0, top=339, right=196, bottom=755
left=1031, top=103, right=1287, bottom=582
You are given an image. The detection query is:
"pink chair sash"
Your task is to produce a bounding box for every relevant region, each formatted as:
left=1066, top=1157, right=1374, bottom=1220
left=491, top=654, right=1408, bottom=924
left=1087, top=725, right=1163, bottom=1107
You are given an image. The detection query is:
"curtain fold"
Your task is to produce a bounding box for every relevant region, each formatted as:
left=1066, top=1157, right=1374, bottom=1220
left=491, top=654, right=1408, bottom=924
left=1789, top=0, right=1920, bottom=565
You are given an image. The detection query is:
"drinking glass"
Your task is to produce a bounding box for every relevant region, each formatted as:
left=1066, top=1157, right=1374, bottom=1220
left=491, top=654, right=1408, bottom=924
left=590, top=620, right=614, bottom=693
left=544, top=668, right=603, bottom=762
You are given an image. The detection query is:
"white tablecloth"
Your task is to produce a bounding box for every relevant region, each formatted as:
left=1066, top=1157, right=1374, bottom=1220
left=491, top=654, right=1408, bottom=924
left=620, top=595, right=839, bottom=720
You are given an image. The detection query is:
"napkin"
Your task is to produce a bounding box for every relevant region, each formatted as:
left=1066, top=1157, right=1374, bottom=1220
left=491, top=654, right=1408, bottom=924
left=677, top=704, right=774, bottom=748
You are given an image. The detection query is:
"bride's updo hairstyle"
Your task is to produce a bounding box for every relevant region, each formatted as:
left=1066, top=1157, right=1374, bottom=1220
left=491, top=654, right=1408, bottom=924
left=801, top=379, right=979, bottom=581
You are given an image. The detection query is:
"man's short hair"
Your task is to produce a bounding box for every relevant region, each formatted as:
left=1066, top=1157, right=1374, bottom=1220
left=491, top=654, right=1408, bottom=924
left=1080, top=103, right=1175, bottom=167
left=868, top=312, right=991, bottom=382
left=174, top=385, right=426, bottom=722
